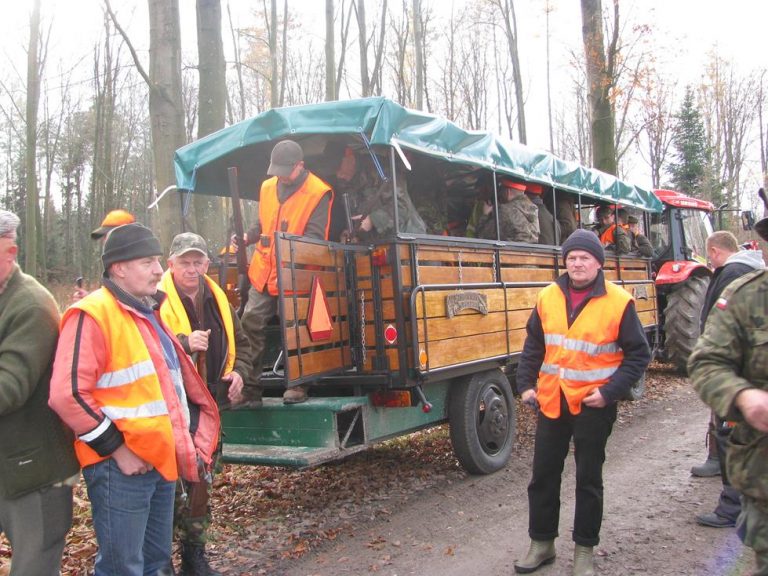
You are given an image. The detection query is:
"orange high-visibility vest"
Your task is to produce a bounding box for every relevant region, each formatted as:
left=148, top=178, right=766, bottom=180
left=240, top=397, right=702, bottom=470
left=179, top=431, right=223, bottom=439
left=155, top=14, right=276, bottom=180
left=536, top=280, right=632, bottom=418
left=66, top=290, right=195, bottom=481
left=600, top=224, right=618, bottom=246
left=248, top=173, right=332, bottom=295
left=159, top=271, right=235, bottom=377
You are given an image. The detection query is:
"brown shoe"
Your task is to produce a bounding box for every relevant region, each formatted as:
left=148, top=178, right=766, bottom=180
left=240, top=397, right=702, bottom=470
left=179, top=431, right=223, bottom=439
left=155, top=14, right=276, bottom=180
left=283, top=386, right=308, bottom=404
left=231, top=386, right=263, bottom=410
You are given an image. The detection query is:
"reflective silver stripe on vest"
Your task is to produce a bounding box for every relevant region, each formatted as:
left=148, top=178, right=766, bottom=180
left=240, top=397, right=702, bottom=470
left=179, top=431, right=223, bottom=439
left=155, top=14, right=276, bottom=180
left=96, top=359, right=157, bottom=389
left=540, top=363, right=618, bottom=382
left=101, top=400, right=169, bottom=420
left=543, top=334, right=620, bottom=356
left=78, top=416, right=113, bottom=443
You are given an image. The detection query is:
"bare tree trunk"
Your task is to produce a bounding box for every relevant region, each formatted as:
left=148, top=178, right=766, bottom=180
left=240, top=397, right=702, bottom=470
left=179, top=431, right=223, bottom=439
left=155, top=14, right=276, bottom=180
left=325, top=0, right=336, bottom=101
left=495, top=0, right=526, bottom=143
left=357, top=0, right=369, bottom=96
left=580, top=0, right=617, bottom=174
left=195, top=0, right=226, bottom=242
left=107, top=0, right=185, bottom=250
left=24, top=0, right=42, bottom=276
left=227, top=3, right=246, bottom=121
left=269, top=0, right=279, bottom=108
left=545, top=0, right=554, bottom=152
left=413, top=0, right=423, bottom=110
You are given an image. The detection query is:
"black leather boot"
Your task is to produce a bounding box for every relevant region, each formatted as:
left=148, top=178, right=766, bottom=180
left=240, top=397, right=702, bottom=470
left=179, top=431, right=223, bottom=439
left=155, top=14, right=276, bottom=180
left=180, top=543, right=222, bottom=576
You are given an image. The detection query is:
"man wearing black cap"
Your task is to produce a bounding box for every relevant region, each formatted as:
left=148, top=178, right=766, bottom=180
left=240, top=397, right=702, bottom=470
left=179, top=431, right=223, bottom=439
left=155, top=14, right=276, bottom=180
left=513, top=228, right=651, bottom=576
left=689, top=218, right=768, bottom=575
left=237, top=139, right=334, bottom=404
left=50, top=224, right=220, bottom=576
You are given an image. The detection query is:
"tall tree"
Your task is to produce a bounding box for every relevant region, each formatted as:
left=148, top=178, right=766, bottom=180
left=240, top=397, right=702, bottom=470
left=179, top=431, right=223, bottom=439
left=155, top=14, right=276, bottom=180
left=195, top=0, right=226, bottom=241
left=490, top=0, right=527, bottom=143
left=668, top=87, right=711, bottom=197
left=24, top=0, right=42, bottom=275
left=580, top=0, right=618, bottom=174
left=106, top=0, right=186, bottom=249
left=413, top=0, right=424, bottom=109
left=325, top=0, right=336, bottom=100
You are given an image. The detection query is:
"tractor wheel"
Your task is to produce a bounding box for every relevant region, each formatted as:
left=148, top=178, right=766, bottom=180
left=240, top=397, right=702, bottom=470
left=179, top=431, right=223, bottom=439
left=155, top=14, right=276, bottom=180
left=448, top=369, right=516, bottom=475
left=663, top=274, right=710, bottom=374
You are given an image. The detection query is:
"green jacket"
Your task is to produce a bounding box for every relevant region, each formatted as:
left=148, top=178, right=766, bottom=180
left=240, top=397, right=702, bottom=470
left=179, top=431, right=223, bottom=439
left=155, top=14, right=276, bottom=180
left=0, top=264, right=79, bottom=499
left=688, top=269, right=768, bottom=506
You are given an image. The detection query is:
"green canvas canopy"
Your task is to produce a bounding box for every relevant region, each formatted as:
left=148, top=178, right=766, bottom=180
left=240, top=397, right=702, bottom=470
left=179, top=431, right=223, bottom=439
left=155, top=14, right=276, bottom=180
left=174, top=97, right=662, bottom=212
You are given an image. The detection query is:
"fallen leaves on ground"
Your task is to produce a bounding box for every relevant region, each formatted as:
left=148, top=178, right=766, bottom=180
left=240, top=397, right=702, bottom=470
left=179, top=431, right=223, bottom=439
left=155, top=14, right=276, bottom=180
left=0, top=362, right=687, bottom=575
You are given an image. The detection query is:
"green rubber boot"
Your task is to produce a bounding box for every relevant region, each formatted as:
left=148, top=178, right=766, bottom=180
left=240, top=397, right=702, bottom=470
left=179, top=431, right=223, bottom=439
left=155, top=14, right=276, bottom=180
left=514, top=539, right=556, bottom=574
left=573, top=544, right=595, bottom=576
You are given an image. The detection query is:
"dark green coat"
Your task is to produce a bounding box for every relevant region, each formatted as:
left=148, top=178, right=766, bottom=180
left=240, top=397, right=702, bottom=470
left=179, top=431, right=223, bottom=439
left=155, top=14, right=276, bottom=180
left=688, top=269, right=768, bottom=509
left=0, top=265, right=79, bottom=499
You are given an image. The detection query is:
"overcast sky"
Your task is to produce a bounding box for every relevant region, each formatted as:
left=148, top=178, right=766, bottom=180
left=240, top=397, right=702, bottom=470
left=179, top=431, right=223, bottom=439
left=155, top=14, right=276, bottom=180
left=1, top=0, right=765, bottom=188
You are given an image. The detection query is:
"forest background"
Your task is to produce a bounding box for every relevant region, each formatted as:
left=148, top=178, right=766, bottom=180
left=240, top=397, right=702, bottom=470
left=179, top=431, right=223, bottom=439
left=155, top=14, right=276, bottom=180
left=1, top=0, right=767, bottom=286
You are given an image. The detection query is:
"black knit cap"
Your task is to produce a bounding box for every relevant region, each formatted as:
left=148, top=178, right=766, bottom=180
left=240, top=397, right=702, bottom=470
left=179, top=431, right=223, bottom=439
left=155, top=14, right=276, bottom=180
left=102, top=223, right=162, bottom=272
left=755, top=217, right=768, bottom=242
left=561, top=228, right=605, bottom=266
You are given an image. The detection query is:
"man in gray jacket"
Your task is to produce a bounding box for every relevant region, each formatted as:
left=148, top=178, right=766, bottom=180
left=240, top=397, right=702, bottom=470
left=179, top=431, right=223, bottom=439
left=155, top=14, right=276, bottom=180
left=0, top=210, right=79, bottom=575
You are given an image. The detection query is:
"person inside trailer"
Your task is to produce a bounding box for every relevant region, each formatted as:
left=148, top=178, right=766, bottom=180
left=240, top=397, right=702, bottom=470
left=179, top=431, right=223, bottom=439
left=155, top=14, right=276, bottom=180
left=477, top=178, right=539, bottom=244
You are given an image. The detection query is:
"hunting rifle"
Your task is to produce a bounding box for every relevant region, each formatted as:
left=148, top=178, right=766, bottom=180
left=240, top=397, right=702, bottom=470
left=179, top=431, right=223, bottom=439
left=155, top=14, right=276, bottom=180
left=227, top=167, right=251, bottom=317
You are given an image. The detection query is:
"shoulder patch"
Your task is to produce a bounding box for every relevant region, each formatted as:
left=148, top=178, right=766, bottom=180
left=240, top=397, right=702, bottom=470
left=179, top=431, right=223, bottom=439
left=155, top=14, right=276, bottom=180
left=715, top=297, right=728, bottom=310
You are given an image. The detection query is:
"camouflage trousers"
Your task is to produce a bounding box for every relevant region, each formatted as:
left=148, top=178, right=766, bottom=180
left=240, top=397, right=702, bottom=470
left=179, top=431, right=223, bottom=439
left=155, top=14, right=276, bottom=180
left=240, top=286, right=278, bottom=389
left=737, top=496, right=768, bottom=575
left=174, top=446, right=222, bottom=545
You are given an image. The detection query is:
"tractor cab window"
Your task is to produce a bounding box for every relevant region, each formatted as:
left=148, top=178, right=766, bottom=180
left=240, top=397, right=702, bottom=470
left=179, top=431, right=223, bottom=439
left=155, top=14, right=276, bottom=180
left=649, top=211, right=670, bottom=256
left=680, top=208, right=713, bottom=264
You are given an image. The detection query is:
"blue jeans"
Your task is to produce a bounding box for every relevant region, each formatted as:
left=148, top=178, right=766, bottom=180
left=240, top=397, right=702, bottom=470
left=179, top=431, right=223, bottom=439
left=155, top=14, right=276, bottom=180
left=83, top=458, right=175, bottom=576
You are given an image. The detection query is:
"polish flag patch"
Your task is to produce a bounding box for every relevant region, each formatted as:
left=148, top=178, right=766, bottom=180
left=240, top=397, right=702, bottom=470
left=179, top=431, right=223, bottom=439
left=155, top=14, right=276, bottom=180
left=715, top=297, right=728, bottom=310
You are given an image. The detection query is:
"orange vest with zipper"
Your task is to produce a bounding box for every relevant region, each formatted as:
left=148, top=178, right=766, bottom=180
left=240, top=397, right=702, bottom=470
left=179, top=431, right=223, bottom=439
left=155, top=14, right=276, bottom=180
left=65, top=289, right=215, bottom=481
left=159, top=271, right=236, bottom=377
left=248, top=173, right=332, bottom=295
left=600, top=224, right=618, bottom=246
left=536, top=280, right=632, bottom=418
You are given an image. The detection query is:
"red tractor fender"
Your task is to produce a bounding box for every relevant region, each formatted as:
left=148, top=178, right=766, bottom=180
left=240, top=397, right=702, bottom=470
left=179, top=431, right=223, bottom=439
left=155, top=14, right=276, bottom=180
left=655, top=260, right=710, bottom=286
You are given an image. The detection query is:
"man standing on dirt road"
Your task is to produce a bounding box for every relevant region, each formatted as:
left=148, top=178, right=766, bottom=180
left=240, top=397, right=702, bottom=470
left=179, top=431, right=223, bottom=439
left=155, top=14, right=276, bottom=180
left=693, top=231, right=764, bottom=529
left=689, top=219, right=768, bottom=576
left=514, top=228, right=651, bottom=576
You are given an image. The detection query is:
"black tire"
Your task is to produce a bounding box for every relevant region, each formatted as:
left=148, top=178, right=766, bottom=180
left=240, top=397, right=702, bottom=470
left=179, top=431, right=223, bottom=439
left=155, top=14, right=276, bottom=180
left=448, top=369, right=516, bottom=475
left=663, top=274, right=710, bottom=374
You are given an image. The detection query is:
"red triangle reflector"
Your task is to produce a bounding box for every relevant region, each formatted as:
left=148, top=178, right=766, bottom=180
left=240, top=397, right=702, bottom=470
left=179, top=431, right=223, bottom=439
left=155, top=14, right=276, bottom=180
left=307, top=276, right=333, bottom=341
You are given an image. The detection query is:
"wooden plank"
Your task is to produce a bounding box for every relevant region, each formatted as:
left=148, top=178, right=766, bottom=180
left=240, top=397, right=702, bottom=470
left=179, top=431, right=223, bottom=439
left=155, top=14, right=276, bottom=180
left=362, top=348, right=401, bottom=371
left=278, top=268, right=341, bottom=293
left=414, top=287, right=509, bottom=317
left=286, top=346, right=351, bottom=381
left=638, top=310, right=659, bottom=327
left=415, top=248, right=495, bottom=264
left=420, top=331, right=508, bottom=369
left=406, top=264, right=495, bottom=285
left=604, top=270, right=652, bottom=281
left=416, top=311, right=508, bottom=341
left=507, top=328, right=528, bottom=353
left=500, top=268, right=557, bottom=283
left=284, top=323, right=349, bottom=352
left=282, top=296, right=348, bottom=322
left=278, top=238, right=344, bottom=267
left=499, top=252, right=558, bottom=266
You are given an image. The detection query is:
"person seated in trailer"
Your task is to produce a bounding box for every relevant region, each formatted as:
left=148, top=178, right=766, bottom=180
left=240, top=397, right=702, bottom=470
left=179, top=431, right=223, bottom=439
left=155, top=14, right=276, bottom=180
left=546, top=190, right=577, bottom=243
left=464, top=173, right=495, bottom=239
left=477, top=178, right=539, bottom=244
left=408, top=154, right=449, bottom=236
left=526, top=183, right=560, bottom=245
left=593, top=204, right=631, bottom=254
left=314, top=142, right=366, bottom=243
left=617, top=209, right=654, bottom=257
left=345, top=159, right=427, bottom=242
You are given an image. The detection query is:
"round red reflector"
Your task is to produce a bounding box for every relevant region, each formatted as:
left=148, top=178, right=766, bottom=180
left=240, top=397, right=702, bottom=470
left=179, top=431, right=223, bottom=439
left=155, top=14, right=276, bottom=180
left=384, top=324, right=398, bottom=344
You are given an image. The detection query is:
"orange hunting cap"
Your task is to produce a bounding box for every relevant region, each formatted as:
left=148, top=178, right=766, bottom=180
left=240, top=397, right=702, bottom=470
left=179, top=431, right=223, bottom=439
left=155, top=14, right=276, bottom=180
left=499, top=178, right=527, bottom=192
left=527, top=183, right=544, bottom=195
left=91, top=209, right=136, bottom=239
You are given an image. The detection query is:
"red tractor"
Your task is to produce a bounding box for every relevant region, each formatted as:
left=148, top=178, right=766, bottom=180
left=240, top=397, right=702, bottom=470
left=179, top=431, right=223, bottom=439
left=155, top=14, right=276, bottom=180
left=649, top=189, right=717, bottom=372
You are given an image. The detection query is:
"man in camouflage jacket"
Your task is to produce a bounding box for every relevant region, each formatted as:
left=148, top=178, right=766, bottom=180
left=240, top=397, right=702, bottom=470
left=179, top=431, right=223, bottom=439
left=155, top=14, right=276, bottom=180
left=478, top=180, right=539, bottom=244
left=688, top=218, right=768, bottom=575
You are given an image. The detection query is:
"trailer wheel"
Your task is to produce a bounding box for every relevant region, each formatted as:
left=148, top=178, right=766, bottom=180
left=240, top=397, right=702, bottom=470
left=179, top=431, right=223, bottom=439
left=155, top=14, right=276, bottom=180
left=664, top=274, right=709, bottom=374
left=448, top=369, right=516, bottom=475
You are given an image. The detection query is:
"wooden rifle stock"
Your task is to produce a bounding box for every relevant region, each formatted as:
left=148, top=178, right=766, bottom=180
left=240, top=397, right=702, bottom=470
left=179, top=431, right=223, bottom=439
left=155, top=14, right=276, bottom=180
left=227, top=167, right=251, bottom=317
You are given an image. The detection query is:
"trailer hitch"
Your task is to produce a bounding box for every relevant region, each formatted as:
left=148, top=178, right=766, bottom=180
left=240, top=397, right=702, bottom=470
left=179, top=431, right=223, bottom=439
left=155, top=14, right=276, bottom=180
left=413, top=385, right=433, bottom=413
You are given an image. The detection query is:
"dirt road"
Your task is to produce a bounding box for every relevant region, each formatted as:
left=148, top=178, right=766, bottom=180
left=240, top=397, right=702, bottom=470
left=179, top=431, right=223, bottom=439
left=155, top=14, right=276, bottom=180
left=275, top=379, right=756, bottom=576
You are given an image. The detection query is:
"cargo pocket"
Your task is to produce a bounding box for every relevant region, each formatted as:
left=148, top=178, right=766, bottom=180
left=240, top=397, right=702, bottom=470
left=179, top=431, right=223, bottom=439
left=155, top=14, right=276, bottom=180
left=1, top=447, right=47, bottom=499
left=726, top=430, right=768, bottom=503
